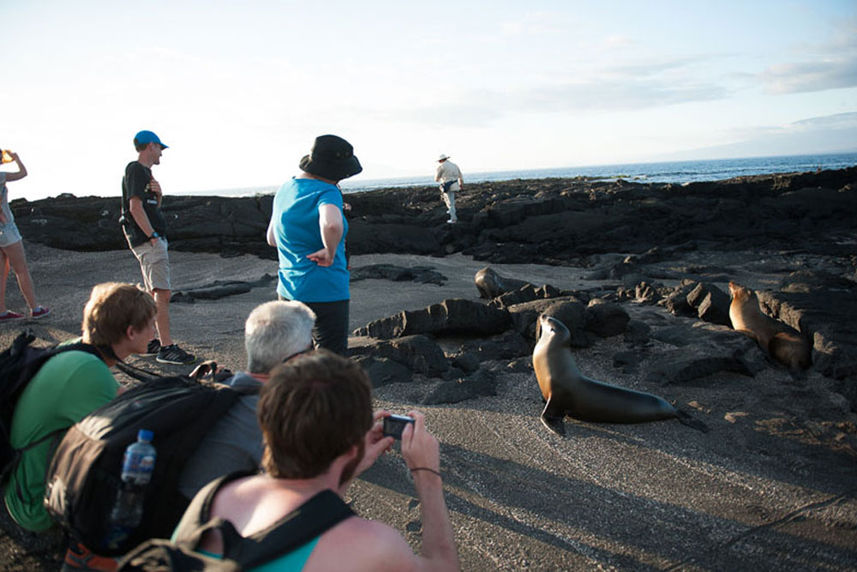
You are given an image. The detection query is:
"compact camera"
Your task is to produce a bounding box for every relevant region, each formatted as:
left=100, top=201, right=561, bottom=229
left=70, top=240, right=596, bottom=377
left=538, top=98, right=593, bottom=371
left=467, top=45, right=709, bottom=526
left=382, top=414, right=415, bottom=440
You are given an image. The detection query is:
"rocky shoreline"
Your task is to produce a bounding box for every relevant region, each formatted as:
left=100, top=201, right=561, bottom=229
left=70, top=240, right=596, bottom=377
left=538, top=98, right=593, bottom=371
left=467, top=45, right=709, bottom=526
left=13, top=167, right=857, bottom=402
left=13, top=167, right=856, bottom=260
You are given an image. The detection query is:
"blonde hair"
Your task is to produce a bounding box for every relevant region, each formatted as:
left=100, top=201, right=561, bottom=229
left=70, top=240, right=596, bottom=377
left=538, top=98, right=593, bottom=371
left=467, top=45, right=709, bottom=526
left=82, top=282, right=156, bottom=346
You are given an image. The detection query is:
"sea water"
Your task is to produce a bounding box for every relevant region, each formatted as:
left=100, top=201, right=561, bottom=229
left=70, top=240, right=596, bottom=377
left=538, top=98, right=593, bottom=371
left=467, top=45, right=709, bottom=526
left=182, top=152, right=857, bottom=198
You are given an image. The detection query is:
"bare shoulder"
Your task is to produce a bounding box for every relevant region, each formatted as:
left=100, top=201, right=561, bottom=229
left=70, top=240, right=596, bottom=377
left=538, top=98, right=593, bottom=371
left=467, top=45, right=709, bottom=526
left=307, top=516, right=418, bottom=571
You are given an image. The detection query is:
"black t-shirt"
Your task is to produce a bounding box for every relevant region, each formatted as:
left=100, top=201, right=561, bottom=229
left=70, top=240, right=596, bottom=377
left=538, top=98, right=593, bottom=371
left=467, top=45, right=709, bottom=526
left=121, top=161, right=167, bottom=246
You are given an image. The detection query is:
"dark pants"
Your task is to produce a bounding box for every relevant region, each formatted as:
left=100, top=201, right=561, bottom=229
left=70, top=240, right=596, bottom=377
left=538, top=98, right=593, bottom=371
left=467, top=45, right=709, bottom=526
left=279, top=296, right=350, bottom=356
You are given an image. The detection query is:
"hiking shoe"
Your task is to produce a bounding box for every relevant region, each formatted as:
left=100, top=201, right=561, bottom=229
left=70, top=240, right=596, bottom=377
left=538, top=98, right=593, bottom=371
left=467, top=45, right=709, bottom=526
left=62, top=541, right=118, bottom=571
left=141, top=338, right=161, bottom=356
left=156, top=343, right=196, bottom=365
left=30, top=306, right=51, bottom=319
left=0, top=310, right=24, bottom=321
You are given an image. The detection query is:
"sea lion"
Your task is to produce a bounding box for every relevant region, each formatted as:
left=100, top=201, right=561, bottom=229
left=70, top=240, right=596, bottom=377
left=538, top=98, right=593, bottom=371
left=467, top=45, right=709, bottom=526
left=474, top=267, right=528, bottom=299
left=728, top=282, right=811, bottom=370
left=532, top=314, right=680, bottom=435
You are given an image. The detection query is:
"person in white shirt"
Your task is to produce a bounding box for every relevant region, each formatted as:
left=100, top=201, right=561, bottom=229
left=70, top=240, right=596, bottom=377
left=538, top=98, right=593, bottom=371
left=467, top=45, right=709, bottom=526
left=434, top=154, right=463, bottom=223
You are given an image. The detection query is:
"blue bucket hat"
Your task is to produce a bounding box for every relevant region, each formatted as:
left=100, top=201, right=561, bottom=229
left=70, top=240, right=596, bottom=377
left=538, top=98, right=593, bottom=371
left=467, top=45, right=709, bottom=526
left=134, top=130, right=168, bottom=149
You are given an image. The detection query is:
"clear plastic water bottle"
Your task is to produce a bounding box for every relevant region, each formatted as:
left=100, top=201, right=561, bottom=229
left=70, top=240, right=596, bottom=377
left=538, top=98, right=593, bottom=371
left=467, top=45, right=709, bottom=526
left=103, top=429, right=157, bottom=550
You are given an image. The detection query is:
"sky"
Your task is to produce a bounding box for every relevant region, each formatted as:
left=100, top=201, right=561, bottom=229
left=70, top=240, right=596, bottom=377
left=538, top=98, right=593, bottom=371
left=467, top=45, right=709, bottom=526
left=2, top=0, right=856, bottom=201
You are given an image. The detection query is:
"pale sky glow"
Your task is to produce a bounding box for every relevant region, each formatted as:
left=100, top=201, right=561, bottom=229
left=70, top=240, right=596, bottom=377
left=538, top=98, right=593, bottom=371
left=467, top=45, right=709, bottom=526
left=3, top=0, right=856, bottom=201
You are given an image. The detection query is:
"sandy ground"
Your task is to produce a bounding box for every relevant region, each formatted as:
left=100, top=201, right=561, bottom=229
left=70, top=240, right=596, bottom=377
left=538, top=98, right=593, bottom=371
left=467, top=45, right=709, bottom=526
left=1, top=242, right=856, bottom=571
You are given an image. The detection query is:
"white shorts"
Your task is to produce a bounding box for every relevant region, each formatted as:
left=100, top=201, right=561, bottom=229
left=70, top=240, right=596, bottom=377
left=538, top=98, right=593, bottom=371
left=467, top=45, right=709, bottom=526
left=131, top=237, right=171, bottom=291
left=0, top=220, right=22, bottom=248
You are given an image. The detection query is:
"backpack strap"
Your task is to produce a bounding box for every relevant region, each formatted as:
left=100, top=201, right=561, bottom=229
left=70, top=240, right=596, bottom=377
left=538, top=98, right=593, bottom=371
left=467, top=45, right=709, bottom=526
left=173, top=471, right=250, bottom=541
left=174, top=471, right=355, bottom=568
left=0, top=427, right=63, bottom=483
left=227, top=489, right=354, bottom=568
left=0, top=337, right=105, bottom=484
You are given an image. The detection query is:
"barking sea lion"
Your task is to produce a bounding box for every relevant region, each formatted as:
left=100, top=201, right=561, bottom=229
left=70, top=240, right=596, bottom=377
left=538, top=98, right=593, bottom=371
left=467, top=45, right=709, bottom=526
left=532, top=315, right=686, bottom=435
left=728, top=282, right=811, bottom=370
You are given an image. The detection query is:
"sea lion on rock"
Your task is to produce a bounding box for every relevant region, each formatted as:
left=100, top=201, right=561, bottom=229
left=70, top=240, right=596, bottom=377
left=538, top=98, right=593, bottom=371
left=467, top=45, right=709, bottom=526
left=474, top=267, right=528, bottom=299
left=728, top=281, right=811, bottom=370
left=532, top=314, right=683, bottom=435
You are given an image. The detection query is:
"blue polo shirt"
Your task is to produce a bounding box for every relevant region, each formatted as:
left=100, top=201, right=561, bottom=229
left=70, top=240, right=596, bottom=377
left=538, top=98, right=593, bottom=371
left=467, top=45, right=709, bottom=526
left=271, top=178, right=349, bottom=302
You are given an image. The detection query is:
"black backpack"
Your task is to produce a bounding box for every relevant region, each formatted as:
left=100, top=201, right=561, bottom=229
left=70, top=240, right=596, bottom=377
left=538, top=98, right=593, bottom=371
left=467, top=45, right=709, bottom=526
left=0, top=330, right=103, bottom=482
left=117, top=471, right=355, bottom=571
left=45, top=373, right=259, bottom=556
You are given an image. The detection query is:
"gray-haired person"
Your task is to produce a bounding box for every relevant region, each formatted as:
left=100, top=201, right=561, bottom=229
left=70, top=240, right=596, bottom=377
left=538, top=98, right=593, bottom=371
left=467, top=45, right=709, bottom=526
left=177, top=300, right=316, bottom=499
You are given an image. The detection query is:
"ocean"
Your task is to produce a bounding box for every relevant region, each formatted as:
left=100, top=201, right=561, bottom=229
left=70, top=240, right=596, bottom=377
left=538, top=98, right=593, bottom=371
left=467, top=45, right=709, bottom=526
left=185, top=152, right=857, bottom=197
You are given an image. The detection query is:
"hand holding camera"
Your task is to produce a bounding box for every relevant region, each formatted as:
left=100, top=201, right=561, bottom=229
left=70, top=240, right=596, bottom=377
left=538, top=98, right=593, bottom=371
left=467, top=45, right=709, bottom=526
left=397, top=411, right=441, bottom=478
left=382, top=414, right=415, bottom=440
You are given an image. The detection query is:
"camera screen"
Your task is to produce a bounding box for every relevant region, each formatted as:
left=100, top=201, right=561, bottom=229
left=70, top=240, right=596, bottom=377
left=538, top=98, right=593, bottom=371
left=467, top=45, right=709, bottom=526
left=383, top=415, right=414, bottom=440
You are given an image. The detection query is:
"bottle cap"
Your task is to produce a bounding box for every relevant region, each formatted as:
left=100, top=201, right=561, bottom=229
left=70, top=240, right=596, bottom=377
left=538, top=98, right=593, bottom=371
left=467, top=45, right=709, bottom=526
left=138, top=429, right=154, bottom=442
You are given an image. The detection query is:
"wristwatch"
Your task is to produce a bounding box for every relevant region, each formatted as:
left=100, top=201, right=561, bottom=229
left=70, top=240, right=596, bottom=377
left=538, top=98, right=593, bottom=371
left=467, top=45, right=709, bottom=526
left=148, top=231, right=160, bottom=240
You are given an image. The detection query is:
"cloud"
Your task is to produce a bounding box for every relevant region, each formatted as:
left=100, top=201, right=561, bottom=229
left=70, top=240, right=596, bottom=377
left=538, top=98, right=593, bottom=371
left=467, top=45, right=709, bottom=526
left=516, top=78, right=727, bottom=112
left=760, top=20, right=857, bottom=94
left=760, top=59, right=857, bottom=94
left=663, top=112, right=857, bottom=160
left=376, top=55, right=730, bottom=128
left=790, top=111, right=857, bottom=130
left=498, top=11, right=567, bottom=38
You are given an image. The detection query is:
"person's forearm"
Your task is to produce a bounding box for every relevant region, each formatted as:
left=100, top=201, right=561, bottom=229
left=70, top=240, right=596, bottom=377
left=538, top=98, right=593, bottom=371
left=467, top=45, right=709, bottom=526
left=5, top=156, right=27, bottom=182
left=413, top=471, right=459, bottom=570
left=266, top=219, right=277, bottom=246
left=320, top=221, right=343, bottom=257
left=14, top=157, right=27, bottom=179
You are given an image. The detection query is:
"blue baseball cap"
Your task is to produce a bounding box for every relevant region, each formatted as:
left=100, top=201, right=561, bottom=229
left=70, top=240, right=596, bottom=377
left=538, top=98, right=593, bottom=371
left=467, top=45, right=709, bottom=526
left=134, top=130, right=168, bottom=149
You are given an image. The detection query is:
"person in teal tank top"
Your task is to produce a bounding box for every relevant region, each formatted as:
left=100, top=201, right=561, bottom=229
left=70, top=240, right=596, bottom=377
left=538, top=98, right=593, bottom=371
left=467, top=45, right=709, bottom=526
left=266, top=135, right=362, bottom=356
left=186, top=350, right=460, bottom=571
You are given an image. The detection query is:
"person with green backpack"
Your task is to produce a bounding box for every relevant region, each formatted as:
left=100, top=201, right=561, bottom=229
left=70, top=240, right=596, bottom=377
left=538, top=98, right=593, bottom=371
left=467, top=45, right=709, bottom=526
left=1, top=282, right=156, bottom=568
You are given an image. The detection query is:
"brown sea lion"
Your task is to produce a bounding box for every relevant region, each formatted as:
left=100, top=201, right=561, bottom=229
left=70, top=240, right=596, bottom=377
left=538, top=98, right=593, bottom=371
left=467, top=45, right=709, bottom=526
left=728, top=282, right=811, bottom=370
left=474, top=267, right=528, bottom=299
left=532, top=314, right=682, bottom=435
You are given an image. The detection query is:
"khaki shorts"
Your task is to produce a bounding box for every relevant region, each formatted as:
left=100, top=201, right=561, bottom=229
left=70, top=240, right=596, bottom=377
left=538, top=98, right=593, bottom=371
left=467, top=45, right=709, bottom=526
left=131, top=237, right=171, bottom=291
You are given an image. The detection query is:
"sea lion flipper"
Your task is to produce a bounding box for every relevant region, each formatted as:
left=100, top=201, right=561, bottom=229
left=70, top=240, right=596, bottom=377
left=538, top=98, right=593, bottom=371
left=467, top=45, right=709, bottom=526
left=676, top=409, right=709, bottom=433
left=540, top=399, right=566, bottom=436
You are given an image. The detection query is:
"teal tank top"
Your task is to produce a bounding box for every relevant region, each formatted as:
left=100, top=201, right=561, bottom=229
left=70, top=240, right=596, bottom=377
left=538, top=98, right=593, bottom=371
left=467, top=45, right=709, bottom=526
left=198, top=536, right=320, bottom=571
left=251, top=536, right=320, bottom=571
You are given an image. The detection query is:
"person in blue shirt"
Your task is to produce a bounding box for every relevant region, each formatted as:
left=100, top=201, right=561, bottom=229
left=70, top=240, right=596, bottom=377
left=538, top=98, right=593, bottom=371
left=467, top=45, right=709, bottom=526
left=266, top=135, right=362, bottom=355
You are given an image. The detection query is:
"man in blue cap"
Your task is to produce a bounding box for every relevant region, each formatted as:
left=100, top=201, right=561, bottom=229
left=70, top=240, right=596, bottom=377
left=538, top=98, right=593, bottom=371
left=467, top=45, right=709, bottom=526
left=120, top=130, right=196, bottom=365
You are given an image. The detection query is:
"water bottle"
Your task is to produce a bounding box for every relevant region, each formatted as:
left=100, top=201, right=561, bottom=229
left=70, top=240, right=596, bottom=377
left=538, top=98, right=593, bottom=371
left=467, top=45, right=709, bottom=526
left=103, top=429, right=156, bottom=551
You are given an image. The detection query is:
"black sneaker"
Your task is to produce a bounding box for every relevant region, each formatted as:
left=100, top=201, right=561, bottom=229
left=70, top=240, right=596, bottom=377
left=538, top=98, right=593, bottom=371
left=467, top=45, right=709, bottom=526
left=156, top=344, right=196, bottom=365
left=141, top=338, right=161, bottom=356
